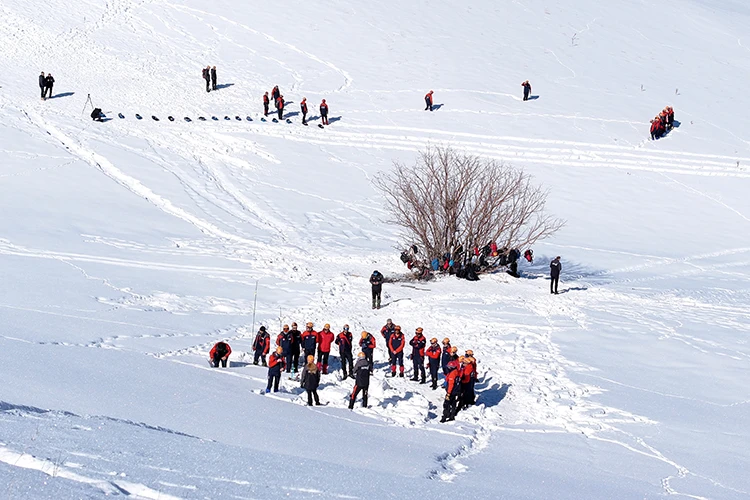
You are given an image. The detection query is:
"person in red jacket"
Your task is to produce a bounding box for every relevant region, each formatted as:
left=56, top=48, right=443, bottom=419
left=319, top=99, right=329, bottom=125
left=521, top=80, right=532, bottom=101
left=252, top=326, right=271, bottom=366
left=317, top=323, right=335, bottom=374
left=457, top=351, right=477, bottom=411
left=276, top=95, right=284, bottom=120
left=263, top=92, right=270, bottom=116
left=271, top=85, right=280, bottom=103
left=209, top=340, right=232, bottom=368
left=265, top=346, right=285, bottom=393
left=300, top=97, right=308, bottom=125
left=388, top=326, right=406, bottom=377
left=301, top=322, right=319, bottom=361
left=650, top=116, right=664, bottom=140
left=424, top=90, right=434, bottom=111
left=441, top=359, right=462, bottom=422
left=336, top=325, right=354, bottom=378
left=425, top=338, right=441, bottom=389
left=409, top=327, right=427, bottom=383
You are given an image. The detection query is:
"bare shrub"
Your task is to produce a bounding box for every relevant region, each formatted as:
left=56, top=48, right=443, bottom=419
left=373, top=146, right=564, bottom=269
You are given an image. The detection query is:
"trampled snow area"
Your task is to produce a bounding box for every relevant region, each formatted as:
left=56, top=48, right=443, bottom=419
left=1, top=0, right=749, bottom=498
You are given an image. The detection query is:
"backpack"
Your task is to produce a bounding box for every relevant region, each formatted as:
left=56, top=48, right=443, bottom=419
left=400, top=251, right=409, bottom=263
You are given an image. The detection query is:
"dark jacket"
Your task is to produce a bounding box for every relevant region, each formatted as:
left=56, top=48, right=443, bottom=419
left=44, top=75, right=54, bottom=88
left=410, top=334, right=426, bottom=358
left=202, top=68, right=209, bottom=80
left=550, top=259, right=561, bottom=278
left=253, top=331, right=270, bottom=354
left=277, top=331, right=293, bottom=354
left=210, top=67, right=217, bottom=81
left=359, top=333, right=376, bottom=354
left=300, top=101, right=308, bottom=114
left=381, top=323, right=395, bottom=347
left=441, top=344, right=452, bottom=369
left=300, top=364, right=320, bottom=391
left=369, top=272, right=384, bottom=291
left=353, top=357, right=370, bottom=388
left=388, top=332, right=405, bottom=354
left=335, top=331, right=353, bottom=354
left=39, top=74, right=45, bottom=88
left=302, top=329, right=319, bottom=352
left=290, top=329, right=302, bottom=352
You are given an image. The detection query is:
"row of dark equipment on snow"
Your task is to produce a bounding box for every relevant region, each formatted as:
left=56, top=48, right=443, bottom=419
left=400, top=243, right=534, bottom=280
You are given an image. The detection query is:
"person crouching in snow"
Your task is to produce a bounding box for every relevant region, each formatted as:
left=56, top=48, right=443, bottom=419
left=425, top=90, right=434, bottom=111
left=209, top=340, right=232, bottom=368
left=300, top=355, right=322, bottom=405
left=266, top=346, right=286, bottom=393
left=253, top=326, right=270, bottom=366
left=349, top=352, right=371, bottom=409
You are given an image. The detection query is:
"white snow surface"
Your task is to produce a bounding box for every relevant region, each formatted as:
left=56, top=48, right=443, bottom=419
left=1, top=0, right=750, bottom=498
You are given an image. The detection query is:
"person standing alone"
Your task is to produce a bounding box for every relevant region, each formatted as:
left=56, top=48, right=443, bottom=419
left=300, top=97, right=308, bottom=125
left=424, top=90, right=434, bottom=111
left=319, top=99, right=329, bottom=125
left=210, top=66, right=217, bottom=91
left=550, top=256, right=561, bottom=294
left=521, top=80, right=531, bottom=101
left=369, top=270, right=383, bottom=309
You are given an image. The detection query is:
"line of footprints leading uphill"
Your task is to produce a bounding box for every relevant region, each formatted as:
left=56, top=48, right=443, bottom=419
left=114, top=112, right=326, bottom=128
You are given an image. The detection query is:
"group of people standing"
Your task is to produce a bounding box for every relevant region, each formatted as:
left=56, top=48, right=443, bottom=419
left=38, top=72, right=55, bottom=100
left=209, top=319, right=480, bottom=422
left=650, top=106, right=675, bottom=140
left=263, top=85, right=329, bottom=125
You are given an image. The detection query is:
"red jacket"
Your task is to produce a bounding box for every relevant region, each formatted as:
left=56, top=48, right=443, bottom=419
left=426, top=344, right=441, bottom=361
left=360, top=333, right=376, bottom=351
left=388, top=332, right=405, bottom=354
left=320, top=102, right=328, bottom=114
left=425, top=92, right=433, bottom=104
left=263, top=94, right=269, bottom=104
left=318, top=329, right=335, bottom=353
left=276, top=97, right=284, bottom=110
left=252, top=333, right=270, bottom=354
left=209, top=342, right=232, bottom=359
left=268, top=352, right=285, bottom=372
left=446, top=369, right=461, bottom=395
left=460, top=360, right=476, bottom=383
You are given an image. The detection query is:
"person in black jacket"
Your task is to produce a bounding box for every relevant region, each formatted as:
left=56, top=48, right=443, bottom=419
left=335, top=325, right=354, bottom=379
left=550, top=256, right=561, bottom=294
left=44, top=74, right=55, bottom=99
left=369, top=270, right=384, bottom=309
left=300, top=356, right=322, bottom=405
left=210, top=66, right=217, bottom=91
left=277, top=325, right=294, bottom=373
left=202, top=66, right=211, bottom=92
left=263, top=92, right=270, bottom=116
left=521, top=80, right=531, bottom=101
left=348, top=352, right=370, bottom=409
left=39, top=72, right=46, bottom=99
left=289, top=322, right=302, bottom=372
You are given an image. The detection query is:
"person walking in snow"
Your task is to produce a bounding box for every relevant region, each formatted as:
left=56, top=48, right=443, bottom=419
left=210, top=66, right=217, bottom=91
left=209, top=340, right=232, bottom=368
left=441, top=337, right=452, bottom=375
left=388, top=325, right=406, bottom=378
left=336, top=325, right=354, bottom=379
left=369, top=270, right=384, bottom=309
left=317, top=323, right=335, bottom=374
left=550, top=256, right=561, bottom=294
left=424, top=90, right=434, bottom=111
left=301, top=322, right=319, bottom=361
left=319, top=99, right=329, bottom=125
left=359, top=331, right=376, bottom=374
left=276, top=95, right=284, bottom=120
left=252, top=326, right=271, bottom=366
left=300, top=355, right=322, bottom=405
left=521, top=80, right=531, bottom=101
left=277, top=325, right=294, bottom=373
left=202, top=66, right=211, bottom=92
left=263, top=92, right=270, bottom=117
left=409, top=327, right=427, bottom=384
left=348, top=352, right=371, bottom=409
left=266, top=346, right=285, bottom=393
left=426, top=338, right=442, bottom=389
left=44, top=74, right=55, bottom=99
left=289, top=322, right=302, bottom=373
left=300, top=97, right=308, bottom=125
left=381, top=318, right=396, bottom=359
left=441, top=359, right=461, bottom=422
left=39, top=72, right=46, bottom=100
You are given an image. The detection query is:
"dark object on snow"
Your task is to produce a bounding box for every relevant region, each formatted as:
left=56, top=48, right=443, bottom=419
left=151, top=115, right=159, bottom=121
left=318, top=123, right=324, bottom=129
left=90, top=108, right=104, bottom=122
left=198, top=116, right=206, bottom=121
left=168, top=116, right=174, bottom=121
left=286, top=118, right=292, bottom=124
left=246, top=116, right=253, bottom=121
left=184, top=117, right=191, bottom=122
left=210, top=66, right=217, bottom=91
left=135, top=114, right=143, bottom=120
left=524, top=249, right=534, bottom=263
left=224, top=116, right=230, bottom=120
left=235, top=116, right=241, bottom=121
left=272, top=118, right=278, bottom=123
left=261, top=117, right=267, bottom=122
left=118, top=113, right=125, bottom=119
left=550, top=256, right=561, bottom=294
left=212, top=116, right=219, bottom=121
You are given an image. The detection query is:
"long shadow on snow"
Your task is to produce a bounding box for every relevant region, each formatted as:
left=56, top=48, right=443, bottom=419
left=328, top=116, right=342, bottom=124
left=48, top=92, right=75, bottom=99
left=514, top=254, right=607, bottom=284
left=431, top=103, right=444, bottom=111
left=475, top=382, right=511, bottom=408
left=215, top=83, right=234, bottom=90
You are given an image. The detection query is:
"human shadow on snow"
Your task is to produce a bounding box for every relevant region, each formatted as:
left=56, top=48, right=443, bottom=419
left=48, top=92, right=75, bottom=99
left=215, top=83, right=234, bottom=90
left=476, top=382, right=511, bottom=408
left=431, top=103, right=443, bottom=111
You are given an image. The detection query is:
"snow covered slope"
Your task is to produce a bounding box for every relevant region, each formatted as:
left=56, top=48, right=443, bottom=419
left=1, top=0, right=750, bottom=498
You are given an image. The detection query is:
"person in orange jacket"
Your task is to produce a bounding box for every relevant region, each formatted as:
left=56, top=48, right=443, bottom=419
left=276, top=95, right=284, bottom=120
left=265, top=346, right=286, bottom=393
left=425, top=338, right=442, bottom=389
left=359, top=330, right=376, bottom=373
left=300, top=97, right=308, bottom=125
left=209, top=340, right=232, bottom=368
left=252, top=326, right=270, bottom=366
left=320, top=99, right=329, bottom=125
left=388, top=326, right=406, bottom=377
left=521, top=80, right=532, bottom=101
left=440, top=359, right=462, bottom=422
left=409, top=327, right=427, bottom=383
left=424, top=90, right=434, bottom=111
left=317, top=323, right=335, bottom=374
left=263, top=92, right=270, bottom=116
left=457, top=351, right=477, bottom=410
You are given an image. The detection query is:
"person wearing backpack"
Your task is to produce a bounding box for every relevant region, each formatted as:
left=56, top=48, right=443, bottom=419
left=369, top=270, right=384, bottom=309
left=300, top=355, right=321, bottom=405
left=209, top=340, right=232, bottom=368
left=348, top=352, right=370, bottom=409
left=335, top=325, right=354, bottom=379
left=252, top=326, right=271, bottom=366
left=265, top=346, right=285, bottom=393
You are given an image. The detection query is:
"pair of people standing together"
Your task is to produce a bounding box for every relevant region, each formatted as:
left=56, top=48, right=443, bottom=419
left=202, top=66, right=218, bottom=92
left=38, top=72, right=55, bottom=100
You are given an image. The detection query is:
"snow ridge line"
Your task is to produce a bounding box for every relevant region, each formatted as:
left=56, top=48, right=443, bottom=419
left=427, top=427, right=491, bottom=481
